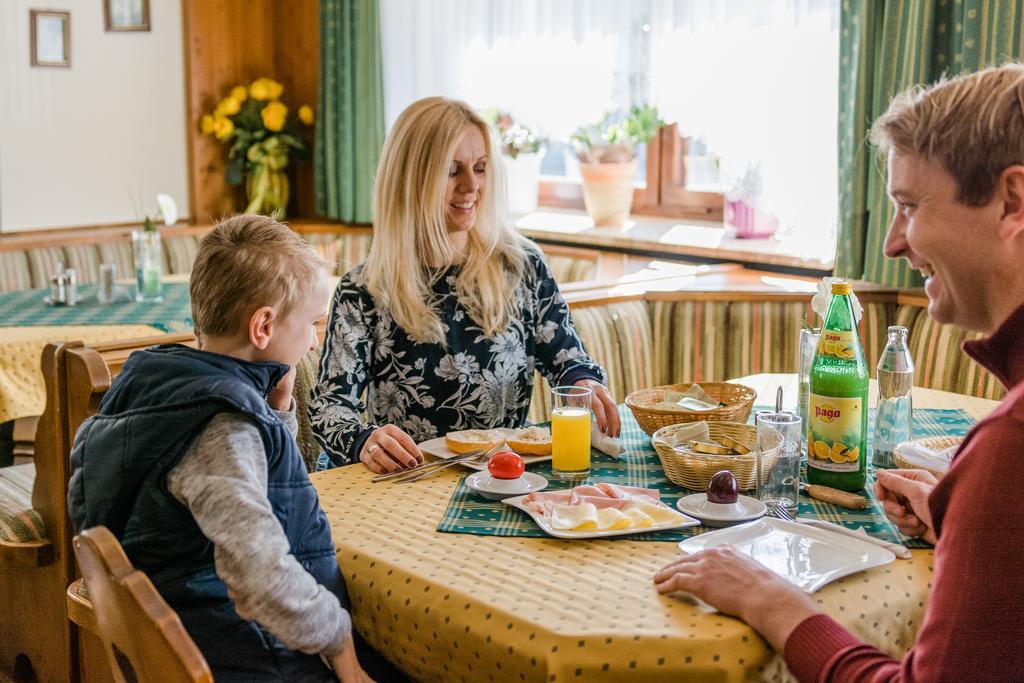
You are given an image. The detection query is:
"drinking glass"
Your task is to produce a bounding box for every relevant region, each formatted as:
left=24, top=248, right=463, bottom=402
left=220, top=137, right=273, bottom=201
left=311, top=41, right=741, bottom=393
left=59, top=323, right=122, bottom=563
left=755, top=411, right=802, bottom=516
left=797, top=327, right=820, bottom=451
left=132, top=229, right=164, bottom=303
left=551, top=386, right=592, bottom=480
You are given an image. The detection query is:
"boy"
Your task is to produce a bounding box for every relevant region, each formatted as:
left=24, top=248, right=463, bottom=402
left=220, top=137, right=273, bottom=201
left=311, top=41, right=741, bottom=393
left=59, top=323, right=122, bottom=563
left=69, top=215, right=374, bottom=682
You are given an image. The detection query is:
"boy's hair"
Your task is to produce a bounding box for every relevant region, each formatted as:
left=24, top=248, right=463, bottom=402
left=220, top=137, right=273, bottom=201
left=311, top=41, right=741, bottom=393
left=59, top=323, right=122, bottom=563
left=190, top=214, right=327, bottom=338
left=870, top=63, right=1024, bottom=206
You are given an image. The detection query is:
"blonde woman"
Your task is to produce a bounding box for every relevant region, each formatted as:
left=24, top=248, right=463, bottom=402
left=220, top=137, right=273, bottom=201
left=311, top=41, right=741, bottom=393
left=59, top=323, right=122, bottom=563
left=310, top=97, right=619, bottom=473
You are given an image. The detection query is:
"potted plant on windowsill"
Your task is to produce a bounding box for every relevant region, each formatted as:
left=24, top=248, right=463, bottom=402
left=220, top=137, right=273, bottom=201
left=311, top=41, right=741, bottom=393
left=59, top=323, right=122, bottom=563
left=571, top=105, right=663, bottom=226
left=481, top=109, right=546, bottom=216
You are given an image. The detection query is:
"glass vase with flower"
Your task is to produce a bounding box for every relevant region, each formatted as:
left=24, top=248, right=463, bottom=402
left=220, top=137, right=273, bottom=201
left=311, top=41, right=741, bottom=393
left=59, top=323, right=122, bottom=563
left=200, top=78, right=314, bottom=218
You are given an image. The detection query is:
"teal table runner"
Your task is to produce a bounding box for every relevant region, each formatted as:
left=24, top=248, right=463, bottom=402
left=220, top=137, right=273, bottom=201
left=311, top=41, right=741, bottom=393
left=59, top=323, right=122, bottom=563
left=437, top=406, right=976, bottom=546
left=0, top=283, right=193, bottom=332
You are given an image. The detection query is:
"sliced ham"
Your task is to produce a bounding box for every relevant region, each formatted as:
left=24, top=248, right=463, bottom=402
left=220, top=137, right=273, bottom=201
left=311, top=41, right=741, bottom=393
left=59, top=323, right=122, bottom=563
left=522, top=490, right=572, bottom=515
left=595, top=483, right=660, bottom=503
left=571, top=495, right=631, bottom=510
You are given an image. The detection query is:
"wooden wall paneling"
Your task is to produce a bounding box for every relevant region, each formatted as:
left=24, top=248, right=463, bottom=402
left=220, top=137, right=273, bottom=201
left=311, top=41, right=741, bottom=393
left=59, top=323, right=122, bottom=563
left=182, top=0, right=277, bottom=224
left=272, top=0, right=319, bottom=219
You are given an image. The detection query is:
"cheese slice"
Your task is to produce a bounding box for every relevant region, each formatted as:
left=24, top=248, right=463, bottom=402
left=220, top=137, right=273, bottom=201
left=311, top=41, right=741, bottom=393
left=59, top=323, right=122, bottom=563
left=550, top=503, right=598, bottom=531
left=631, top=501, right=685, bottom=525
left=596, top=507, right=631, bottom=531
left=622, top=506, right=654, bottom=528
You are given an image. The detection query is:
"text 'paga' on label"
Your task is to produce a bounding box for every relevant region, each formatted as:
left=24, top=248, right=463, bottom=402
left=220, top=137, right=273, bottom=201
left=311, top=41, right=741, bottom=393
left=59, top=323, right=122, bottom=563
left=807, top=393, right=863, bottom=472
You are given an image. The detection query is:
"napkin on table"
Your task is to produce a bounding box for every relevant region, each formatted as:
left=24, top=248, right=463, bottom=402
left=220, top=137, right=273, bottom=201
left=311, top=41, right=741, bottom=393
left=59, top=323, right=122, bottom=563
left=591, top=422, right=624, bottom=458
left=895, top=442, right=957, bottom=473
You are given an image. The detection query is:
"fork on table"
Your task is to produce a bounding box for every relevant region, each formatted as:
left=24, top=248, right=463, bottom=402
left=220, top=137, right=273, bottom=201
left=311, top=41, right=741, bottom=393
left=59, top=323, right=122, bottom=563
left=371, top=442, right=504, bottom=484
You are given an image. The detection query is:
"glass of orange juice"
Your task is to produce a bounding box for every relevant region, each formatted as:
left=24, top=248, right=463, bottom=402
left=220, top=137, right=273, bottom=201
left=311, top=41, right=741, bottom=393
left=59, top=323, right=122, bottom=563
left=551, top=385, right=592, bottom=480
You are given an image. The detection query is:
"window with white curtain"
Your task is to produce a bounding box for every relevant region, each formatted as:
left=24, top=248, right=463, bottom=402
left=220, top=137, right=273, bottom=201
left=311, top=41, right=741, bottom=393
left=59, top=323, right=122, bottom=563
left=380, top=0, right=839, bottom=248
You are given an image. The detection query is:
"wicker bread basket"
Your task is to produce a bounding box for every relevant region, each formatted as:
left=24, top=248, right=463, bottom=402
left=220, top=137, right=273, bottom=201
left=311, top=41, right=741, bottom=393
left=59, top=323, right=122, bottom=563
left=892, top=436, right=962, bottom=479
left=626, top=382, right=757, bottom=436
left=651, top=421, right=781, bottom=491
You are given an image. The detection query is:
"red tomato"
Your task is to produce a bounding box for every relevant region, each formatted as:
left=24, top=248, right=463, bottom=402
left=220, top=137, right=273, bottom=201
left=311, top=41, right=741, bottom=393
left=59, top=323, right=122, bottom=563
left=487, top=451, right=525, bottom=480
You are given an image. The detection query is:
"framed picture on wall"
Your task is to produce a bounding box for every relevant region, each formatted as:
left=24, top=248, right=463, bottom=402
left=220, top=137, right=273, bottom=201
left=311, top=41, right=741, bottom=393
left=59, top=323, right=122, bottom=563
left=30, top=10, right=70, bottom=67
left=104, top=0, right=150, bottom=32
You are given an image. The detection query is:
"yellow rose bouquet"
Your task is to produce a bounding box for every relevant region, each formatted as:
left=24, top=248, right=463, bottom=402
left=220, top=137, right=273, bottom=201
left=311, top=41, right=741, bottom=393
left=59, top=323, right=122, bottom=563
left=200, top=78, right=315, bottom=217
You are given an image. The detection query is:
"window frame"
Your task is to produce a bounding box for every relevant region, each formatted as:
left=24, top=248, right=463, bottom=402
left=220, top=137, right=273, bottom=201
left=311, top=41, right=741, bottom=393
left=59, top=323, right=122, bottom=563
left=537, top=123, right=723, bottom=220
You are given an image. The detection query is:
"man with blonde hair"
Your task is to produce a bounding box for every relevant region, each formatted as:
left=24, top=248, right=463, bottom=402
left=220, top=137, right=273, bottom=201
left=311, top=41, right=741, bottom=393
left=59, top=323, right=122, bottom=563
left=69, top=215, right=384, bottom=681
left=653, top=64, right=1024, bottom=680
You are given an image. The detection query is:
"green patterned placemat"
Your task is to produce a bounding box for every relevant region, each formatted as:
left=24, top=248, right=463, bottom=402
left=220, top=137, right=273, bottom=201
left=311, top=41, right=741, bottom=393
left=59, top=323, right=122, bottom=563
left=437, top=406, right=975, bottom=546
left=0, top=283, right=193, bottom=332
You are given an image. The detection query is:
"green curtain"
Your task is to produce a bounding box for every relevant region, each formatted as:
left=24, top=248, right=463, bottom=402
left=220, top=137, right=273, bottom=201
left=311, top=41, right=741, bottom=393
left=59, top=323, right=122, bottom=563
left=836, top=0, right=1022, bottom=286
left=316, top=0, right=385, bottom=224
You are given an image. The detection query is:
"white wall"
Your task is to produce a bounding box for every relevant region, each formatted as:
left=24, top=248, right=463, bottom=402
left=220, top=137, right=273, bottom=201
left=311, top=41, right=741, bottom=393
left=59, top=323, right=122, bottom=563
left=0, top=0, right=190, bottom=231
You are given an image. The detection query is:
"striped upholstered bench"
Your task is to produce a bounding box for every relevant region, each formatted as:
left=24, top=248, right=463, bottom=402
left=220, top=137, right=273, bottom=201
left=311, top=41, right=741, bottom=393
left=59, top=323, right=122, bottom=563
left=0, top=225, right=211, bottom=291
left=0, top=463, right=45, bottom=546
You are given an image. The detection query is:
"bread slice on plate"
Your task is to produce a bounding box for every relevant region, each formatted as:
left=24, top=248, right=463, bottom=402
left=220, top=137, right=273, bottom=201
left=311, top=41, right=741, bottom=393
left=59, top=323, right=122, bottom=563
left=506, top=425, right=552, bottom=456
left=445, top=428, right=512, bottom=454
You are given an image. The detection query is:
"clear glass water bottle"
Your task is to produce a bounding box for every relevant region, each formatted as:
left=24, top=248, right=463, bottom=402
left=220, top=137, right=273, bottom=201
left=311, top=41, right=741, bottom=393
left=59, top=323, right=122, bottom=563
left=872, top=326, right=914, bottom=468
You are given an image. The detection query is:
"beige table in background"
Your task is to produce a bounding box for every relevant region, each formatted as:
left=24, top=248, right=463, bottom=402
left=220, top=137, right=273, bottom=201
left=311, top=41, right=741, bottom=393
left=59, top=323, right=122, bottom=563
left=312, top=374, right=996, bottom=682
left=0, top=324, right=163, bottom=422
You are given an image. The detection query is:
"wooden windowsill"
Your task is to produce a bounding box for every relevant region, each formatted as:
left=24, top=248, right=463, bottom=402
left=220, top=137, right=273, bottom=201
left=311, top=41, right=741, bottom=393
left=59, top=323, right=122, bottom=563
left=517, top=207, right=836, bottom=273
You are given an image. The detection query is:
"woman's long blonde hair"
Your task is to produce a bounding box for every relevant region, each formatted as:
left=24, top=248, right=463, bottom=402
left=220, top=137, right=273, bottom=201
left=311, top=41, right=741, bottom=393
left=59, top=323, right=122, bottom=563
left=366, top=96, right=531, bottom=344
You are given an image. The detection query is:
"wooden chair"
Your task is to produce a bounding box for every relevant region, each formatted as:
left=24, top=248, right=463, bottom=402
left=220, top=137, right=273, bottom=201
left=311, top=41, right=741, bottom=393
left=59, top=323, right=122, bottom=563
left=0, top=342, right=76, bottom=682
left=71, top=526, right=212, bottom=683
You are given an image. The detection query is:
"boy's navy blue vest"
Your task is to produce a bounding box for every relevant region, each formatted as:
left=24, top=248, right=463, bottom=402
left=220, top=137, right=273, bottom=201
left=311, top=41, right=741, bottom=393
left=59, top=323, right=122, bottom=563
left=68, top=344, right=347, bottom=681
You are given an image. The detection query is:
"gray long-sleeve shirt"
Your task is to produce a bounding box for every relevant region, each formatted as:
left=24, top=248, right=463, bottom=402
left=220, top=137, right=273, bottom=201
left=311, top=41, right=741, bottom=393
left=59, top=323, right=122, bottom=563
left=166, top=402, right=351, bottom=657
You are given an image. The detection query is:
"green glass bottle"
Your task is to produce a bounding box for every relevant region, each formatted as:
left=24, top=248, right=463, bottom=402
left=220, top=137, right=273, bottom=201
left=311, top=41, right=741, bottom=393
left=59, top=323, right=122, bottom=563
left=807, top=282, right=868, bottom=491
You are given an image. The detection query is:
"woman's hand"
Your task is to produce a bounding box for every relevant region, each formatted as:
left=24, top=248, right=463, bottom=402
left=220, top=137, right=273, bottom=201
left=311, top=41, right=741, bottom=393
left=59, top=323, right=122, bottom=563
left=875, top=469, right=938, bottom=544
left=574, top=378, right=620, bottom=437
left=329, top=638, right=376, bottom=683
left=653, top=546, right=819, bottom=652
left=359, top=425, right=424, bottom=473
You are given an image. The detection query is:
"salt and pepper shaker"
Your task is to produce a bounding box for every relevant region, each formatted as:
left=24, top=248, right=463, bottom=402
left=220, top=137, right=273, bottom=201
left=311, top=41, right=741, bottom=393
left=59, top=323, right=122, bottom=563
left=97, top=263, right=117, bottom=304
left=47, top=262, right=78, bottom=306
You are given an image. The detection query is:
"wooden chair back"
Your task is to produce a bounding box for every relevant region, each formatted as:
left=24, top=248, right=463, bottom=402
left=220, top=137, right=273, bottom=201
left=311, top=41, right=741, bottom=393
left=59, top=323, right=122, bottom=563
left=0, top=342, right=76, bottom=682
left=72, top=526, right=212, bottom=683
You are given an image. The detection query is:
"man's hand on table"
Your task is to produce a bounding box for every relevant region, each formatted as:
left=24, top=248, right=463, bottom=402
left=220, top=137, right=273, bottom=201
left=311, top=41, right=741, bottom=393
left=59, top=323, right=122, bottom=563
left=574, top=378, right=620, bottom=437
left=875, top=469, right=938, bottom=544
left=654, top=546, right=820, bottom=653
left=329, top=638, right=376, bottom=683
left=360, top=425, right=424, bottom=473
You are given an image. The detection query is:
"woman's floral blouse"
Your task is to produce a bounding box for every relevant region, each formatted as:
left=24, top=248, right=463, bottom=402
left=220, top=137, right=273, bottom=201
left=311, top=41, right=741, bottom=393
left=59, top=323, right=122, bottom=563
left=310, top=248, right=606, bottom=466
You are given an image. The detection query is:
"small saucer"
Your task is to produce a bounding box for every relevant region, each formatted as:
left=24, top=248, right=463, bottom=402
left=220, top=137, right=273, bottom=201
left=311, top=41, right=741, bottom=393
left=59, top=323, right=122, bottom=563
left=465, top=471, right=548, bottom=500
left=675, top=494, right=767, bottom=527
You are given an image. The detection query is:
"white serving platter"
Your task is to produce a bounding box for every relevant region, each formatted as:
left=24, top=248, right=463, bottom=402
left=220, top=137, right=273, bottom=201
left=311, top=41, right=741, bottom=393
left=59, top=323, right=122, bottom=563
left=503, top=494, right=701, bottom=540
left=677, top=517, right=896, bottom=592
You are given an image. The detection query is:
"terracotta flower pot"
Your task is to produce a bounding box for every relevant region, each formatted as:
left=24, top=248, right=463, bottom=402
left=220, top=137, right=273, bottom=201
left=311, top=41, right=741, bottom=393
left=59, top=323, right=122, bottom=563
left=579, top=160, right=636, bottom=226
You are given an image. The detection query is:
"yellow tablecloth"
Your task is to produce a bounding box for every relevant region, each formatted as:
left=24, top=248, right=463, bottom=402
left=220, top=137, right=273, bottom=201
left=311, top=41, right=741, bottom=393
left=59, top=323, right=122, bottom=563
left=0, top=325, right=162, bottom=422
left=312, top=375, right=997, bottom=682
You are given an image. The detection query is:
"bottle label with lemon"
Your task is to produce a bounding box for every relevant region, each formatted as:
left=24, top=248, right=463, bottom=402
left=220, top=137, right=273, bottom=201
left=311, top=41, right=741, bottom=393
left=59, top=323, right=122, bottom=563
left=817, top=330, right=858, bottom=360
left=807, top=393, right=863, bottom=472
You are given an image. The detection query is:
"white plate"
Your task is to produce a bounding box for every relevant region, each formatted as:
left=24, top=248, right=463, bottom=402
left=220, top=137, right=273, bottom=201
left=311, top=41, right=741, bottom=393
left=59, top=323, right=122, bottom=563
left=418, top=433, right=551, bottom=471
left=675, top=494, right=767, bottom=527
left=465, top=471, right=548, bottom=500
left=503, top=494, right=701, bottom=539
left=678, top=517, right=895, bottom=592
